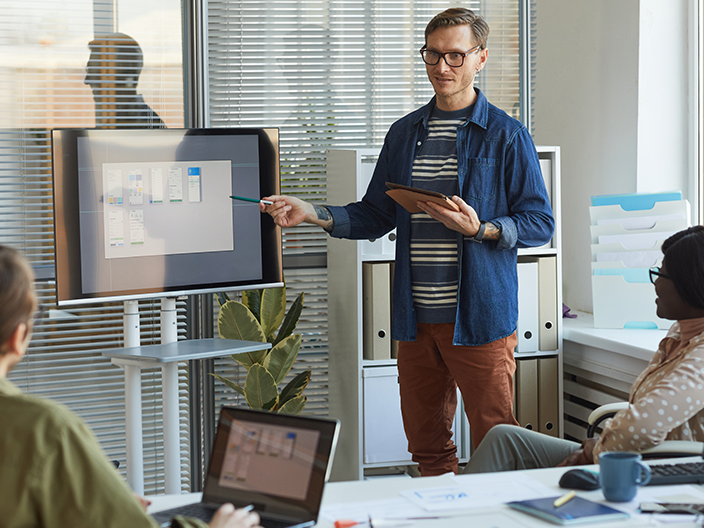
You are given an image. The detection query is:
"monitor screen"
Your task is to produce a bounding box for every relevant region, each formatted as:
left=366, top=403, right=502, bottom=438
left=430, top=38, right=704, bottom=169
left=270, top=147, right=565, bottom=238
left=52, top=128, right=283, bottom=306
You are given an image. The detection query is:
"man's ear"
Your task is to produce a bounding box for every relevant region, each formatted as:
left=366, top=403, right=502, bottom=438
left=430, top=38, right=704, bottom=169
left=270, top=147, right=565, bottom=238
left=476, top=48, right=488, bottom=72
left=5, top=322, right=28, bottom=358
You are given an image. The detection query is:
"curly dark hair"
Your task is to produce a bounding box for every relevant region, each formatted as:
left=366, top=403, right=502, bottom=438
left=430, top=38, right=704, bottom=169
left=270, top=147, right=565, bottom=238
left=661, top=226, right=704, bottom=309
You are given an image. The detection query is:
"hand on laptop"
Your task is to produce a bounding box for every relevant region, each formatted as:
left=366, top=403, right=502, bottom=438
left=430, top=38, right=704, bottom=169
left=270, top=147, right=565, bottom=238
left=209, top=503, right=262, bottom=528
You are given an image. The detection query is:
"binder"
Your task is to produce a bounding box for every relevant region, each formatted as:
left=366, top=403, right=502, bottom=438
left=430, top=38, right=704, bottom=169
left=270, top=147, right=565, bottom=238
left=515, top=358, right=538, bottom=431
left=538, top=357, right=559, bottom=437
left=537, top=158, right=553, bottom=249
left=362, top=262, right=392, bottom=360
left=516, top=262, right=539, bottom=353
left=537, top=257, right=558, bottom=351
left=539, top=158, right=552, bottom=205
left=389, top=262, right=399, bottom=360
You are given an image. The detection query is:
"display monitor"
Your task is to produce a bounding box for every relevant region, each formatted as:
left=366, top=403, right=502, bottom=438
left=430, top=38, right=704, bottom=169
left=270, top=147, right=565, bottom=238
left=51, top=128, right=283, bottom=306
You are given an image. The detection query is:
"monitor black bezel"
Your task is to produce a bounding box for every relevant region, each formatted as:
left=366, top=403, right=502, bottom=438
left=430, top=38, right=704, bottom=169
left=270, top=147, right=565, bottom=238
left=51, top=127, right=283, bottom=306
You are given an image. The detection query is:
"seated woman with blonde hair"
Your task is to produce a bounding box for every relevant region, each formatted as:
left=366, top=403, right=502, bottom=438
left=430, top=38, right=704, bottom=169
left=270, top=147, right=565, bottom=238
left=0, top=245, right=261, bottom=528
left=464, top=225, right=704, bottom=473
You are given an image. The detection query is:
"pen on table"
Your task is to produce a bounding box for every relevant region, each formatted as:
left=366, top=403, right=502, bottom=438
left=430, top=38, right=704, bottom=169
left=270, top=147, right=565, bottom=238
left=553, top=490, right=576, bottom=508
left=230, top=195, right=274, bottom=205
left=334, top=516, right=370, bottom=528
left=334, top=516, right=432, bottom=528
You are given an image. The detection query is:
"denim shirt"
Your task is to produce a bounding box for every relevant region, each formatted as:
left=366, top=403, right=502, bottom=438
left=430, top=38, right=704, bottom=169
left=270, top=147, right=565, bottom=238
left=327, top=89, right=555, bottom=346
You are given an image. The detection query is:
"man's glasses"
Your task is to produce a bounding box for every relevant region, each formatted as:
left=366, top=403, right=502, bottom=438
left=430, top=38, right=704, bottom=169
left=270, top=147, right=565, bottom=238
left=29, top=305, right=46, bottom=329
left=419, top=45, right=482, bottom=68
left=649, top=266, right=671, bottom=284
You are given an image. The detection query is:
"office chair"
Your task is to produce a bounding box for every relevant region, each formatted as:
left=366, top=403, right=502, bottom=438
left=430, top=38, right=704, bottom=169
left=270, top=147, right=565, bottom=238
left=587, top=402, right=704, bottom=458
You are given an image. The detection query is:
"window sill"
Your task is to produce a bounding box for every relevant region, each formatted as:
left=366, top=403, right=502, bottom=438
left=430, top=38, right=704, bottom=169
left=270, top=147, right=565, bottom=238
left=563, top=311, right=667, bottom=362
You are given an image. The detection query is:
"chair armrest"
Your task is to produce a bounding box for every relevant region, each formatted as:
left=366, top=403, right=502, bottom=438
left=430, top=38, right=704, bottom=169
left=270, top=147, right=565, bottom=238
left=586, top=402, right=629, bottom=438
left=587, top=403, right=704, bottom=458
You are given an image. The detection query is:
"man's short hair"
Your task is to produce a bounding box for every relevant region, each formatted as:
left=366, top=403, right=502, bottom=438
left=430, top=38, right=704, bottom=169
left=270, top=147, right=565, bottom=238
left=0, top=245, right=35, bottom=355
left=424, top=8, right=490, bottom=49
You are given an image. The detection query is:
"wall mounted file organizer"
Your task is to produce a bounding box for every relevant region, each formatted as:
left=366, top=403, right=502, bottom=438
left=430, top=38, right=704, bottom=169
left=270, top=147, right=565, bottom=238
left=589, top=192, right=690, bottom=329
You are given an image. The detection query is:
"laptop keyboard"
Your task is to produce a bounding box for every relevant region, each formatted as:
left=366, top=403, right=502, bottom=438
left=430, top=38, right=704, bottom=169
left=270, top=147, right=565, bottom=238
left=647, top=461, right=704, bottom=486
left=152, top=503, right=307, bottom=528
left=152, top=503, right=218, bottom=524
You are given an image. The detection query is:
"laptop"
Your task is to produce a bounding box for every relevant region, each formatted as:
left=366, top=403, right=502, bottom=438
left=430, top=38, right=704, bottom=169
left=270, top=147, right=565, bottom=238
left=152, top=406, right=340, bottom=528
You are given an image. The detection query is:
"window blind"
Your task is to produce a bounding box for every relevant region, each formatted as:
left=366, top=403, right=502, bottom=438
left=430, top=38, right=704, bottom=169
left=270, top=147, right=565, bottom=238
left=206, top=0, right=529, bottom=419
left=0, top=0, right=188, bottom=494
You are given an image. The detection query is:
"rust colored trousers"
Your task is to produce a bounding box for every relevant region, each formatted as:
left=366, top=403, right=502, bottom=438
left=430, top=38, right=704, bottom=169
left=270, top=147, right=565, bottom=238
left=397, top=322, right=519, bottom=476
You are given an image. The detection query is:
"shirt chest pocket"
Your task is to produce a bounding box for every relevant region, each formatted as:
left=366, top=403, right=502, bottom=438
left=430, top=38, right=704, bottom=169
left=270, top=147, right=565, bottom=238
left=464, top=157, right=499, bottom=203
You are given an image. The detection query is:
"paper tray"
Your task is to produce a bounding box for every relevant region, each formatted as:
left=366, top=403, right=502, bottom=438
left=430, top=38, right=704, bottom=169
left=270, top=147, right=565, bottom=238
left=592, top=275, right=669, bottom=329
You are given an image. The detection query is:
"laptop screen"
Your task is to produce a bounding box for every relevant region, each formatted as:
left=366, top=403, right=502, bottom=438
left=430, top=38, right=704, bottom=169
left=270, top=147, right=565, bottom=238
left=203, top=407, right=339, bottom=522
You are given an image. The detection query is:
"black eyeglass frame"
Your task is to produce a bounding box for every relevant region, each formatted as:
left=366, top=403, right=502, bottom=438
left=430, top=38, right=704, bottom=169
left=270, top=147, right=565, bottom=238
left=419, top=44, right=482, bottom=68
left=28, top=304, right=46, bottom=329
left=649, top=266, right=671, bottom=284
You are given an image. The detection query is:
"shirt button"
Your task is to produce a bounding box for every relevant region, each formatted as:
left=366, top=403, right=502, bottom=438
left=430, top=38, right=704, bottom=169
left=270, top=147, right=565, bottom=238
left=417, top=141, right=422, bottom=146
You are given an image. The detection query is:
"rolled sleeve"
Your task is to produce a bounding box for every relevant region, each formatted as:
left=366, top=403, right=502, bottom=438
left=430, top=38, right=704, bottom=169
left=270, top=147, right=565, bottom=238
left=491, top=216, right=517, bottom=250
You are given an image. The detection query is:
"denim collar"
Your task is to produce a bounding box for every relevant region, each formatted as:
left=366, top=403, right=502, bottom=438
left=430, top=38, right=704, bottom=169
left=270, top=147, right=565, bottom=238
left=413, top=88, right=490, bottom=130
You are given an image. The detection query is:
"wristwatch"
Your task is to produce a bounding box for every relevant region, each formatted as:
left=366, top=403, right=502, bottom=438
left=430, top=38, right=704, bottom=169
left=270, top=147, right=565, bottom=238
left=468, top=221, right=486, bottom=243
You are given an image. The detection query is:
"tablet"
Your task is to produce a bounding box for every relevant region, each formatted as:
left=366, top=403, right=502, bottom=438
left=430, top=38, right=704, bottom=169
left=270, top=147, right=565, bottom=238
left=385, top=182, right=460, bottom=213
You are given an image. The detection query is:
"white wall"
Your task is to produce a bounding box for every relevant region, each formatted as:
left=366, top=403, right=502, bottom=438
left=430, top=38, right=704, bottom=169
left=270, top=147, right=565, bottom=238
left=533, top=0, right=695, bottom=313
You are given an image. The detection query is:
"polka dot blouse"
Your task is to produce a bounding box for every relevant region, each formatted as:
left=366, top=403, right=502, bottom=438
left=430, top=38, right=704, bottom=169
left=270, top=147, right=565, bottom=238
left=593, top=317, right=704, bottom=462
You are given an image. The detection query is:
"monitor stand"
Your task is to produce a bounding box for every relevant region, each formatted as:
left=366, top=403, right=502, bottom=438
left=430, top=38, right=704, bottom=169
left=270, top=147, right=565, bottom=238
left=104, top=298, right=270, bottom=496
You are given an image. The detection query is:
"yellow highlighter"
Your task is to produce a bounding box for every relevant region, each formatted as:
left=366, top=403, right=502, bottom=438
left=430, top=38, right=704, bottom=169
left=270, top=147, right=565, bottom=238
left=553, top=490, right=576, bottom=508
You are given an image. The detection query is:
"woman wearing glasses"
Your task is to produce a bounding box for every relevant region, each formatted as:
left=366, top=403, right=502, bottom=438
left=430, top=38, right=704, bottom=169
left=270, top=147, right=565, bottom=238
left=0, top=245, right=261, bottom=528
left=464, top=225, right=704, bottom=473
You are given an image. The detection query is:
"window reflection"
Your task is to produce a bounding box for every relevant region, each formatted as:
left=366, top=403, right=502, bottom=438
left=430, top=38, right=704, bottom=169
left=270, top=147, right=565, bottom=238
left=85, top=33, right=166, bottom=129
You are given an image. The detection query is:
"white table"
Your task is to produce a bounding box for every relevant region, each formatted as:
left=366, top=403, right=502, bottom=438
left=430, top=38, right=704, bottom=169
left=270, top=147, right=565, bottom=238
left=103, top=338, right=271, bottom=495
left=149, top=459, right=704, bottom=527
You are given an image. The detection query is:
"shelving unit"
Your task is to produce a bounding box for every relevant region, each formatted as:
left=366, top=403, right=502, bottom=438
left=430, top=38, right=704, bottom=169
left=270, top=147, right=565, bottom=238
left=326, top=146, right=562, bottom=481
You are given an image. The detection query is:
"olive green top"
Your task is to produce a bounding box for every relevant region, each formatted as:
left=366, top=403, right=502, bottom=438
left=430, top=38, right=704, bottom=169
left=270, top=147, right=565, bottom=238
left=0, top=378, right=206, bottom=528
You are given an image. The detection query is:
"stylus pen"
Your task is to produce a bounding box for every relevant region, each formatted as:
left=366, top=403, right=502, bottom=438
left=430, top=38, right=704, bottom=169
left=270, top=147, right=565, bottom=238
left=553, top=490, right=576, bottom=508
left=241, top=504, right=255, bottom=512
left=230, top=195, right=274, bottom=205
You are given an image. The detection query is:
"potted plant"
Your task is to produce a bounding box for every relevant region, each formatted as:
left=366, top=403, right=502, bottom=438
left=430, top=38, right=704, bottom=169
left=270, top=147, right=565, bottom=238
left=213, top=285, right=310, bottom=415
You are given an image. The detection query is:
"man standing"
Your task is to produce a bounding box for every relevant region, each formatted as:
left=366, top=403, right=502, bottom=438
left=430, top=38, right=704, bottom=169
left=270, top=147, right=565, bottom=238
left=263, top=8, right=554, bottom=476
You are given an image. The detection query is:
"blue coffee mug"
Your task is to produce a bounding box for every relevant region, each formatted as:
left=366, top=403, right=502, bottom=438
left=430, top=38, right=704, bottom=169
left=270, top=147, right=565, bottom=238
left=599, top=451, right=651, bottom=502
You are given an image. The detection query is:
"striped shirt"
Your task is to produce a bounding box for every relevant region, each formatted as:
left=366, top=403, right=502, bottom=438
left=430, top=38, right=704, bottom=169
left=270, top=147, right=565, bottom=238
left=410, top=106, right=471, bottom=323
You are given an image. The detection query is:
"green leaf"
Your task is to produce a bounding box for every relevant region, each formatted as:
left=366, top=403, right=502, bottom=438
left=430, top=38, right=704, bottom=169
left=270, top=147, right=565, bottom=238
left=278, top=395, right=307, bottom=415
left=244, top=364, right=279, bottom=410
left=274, top=292, right=304, bottom=345
left=279, top=370, right=311, bottom=406
left=260, top=287, right=286, bottom=341
left=230, top=349, right=268, bottom=369
left=262, top=395, right=278, bottom=411
left=263, top=334, right=301, bottom=384
left=242, top=290, right=262, bottom=322
left=218, top=301, right=266, bottom=342
left=210, top=373, right=245, bottom=397
left=214, top=292, right=230, bottom=307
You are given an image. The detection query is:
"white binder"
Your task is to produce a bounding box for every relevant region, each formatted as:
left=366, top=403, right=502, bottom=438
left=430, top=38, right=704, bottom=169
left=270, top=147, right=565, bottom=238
left=516, top=262, right=539, bottom=353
